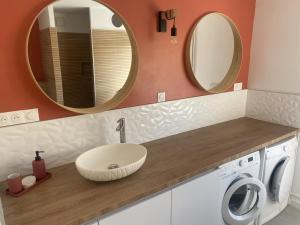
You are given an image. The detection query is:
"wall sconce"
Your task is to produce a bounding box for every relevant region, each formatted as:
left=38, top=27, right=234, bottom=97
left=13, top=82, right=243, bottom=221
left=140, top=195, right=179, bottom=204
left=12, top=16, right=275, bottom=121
left=158, top=9, right=177, bottom=44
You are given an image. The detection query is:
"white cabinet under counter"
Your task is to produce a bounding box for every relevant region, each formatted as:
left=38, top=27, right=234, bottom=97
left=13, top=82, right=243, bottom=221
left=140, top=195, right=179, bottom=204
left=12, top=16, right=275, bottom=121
left=98, top=191, right=171, bottom=225
left=172, top=170, right=220, bottom=225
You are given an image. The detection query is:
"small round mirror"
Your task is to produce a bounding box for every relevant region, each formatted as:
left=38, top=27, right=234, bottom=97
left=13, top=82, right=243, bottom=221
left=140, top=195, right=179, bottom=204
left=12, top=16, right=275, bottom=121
left=27, top=0, right=137, bottom=113
left=186, top=13, right=242, bottom=93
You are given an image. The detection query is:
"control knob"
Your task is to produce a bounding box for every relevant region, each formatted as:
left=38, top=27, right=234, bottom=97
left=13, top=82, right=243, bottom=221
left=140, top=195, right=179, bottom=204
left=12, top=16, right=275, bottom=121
left=239, top=160, right=245, bottom=167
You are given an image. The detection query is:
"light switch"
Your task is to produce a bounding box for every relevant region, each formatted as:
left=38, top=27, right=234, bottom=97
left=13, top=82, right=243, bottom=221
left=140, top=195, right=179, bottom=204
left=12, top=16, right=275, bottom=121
left=234, top=82, right=243, bottom=91
left=157, top=92, right=166, bottom=103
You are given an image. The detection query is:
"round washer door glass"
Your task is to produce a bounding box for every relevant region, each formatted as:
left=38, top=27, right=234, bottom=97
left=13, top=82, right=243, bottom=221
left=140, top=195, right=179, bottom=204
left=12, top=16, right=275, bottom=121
left=229, top=184, right=258, bottom=216
left=222, top=177, right=267, bottom=225
left=269, top=156, right=293, bottom=203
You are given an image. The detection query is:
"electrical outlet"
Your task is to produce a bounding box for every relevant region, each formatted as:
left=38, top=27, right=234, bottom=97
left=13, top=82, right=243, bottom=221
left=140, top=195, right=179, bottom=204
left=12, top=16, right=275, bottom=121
left=11, top=113, right=23, bottom=123
left=0, top=109, right=39, bottom=128
left=234, top=82, right=243, bottom=91
left=24, top=109, right=39, bottom=122
left=157, top=92, right=166, bottom=103
left=0, top=115, right=9, bottom=126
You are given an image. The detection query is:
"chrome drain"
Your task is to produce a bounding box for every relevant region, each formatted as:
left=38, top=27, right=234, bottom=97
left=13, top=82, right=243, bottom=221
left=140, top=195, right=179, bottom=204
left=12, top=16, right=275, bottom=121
left=108, top=164, right=120, bottom=169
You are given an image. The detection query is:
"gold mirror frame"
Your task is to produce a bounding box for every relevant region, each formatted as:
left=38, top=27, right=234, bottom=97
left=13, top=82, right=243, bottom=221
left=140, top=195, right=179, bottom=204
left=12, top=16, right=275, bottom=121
left=186, top=13, right=243, bottom=93
left=25, top=0, right=138, bottom=114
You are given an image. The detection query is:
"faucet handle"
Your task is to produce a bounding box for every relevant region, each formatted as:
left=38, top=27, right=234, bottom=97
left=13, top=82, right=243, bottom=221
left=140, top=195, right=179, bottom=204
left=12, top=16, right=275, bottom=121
left=116, top=118, right=126, bottom=143
left=117, top=118, right=125, bottom=124
left=116, top=118, right=125, bottom=131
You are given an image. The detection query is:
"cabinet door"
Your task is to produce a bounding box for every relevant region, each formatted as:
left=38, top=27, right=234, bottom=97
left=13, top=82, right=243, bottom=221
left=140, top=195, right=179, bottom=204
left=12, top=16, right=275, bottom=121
left=99, top=191, right=171, bottom=225
left=172, top=170, right=220, bottom=225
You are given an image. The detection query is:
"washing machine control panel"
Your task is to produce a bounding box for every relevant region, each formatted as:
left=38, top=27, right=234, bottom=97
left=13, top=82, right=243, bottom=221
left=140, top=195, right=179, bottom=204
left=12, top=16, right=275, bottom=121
left=265, top=137, right=297, bottom=159
left=219, top=152, right=260, bottom=177
left=239, top=160, right=245, bottom=167
left=238, top=155, right=256, bottom=167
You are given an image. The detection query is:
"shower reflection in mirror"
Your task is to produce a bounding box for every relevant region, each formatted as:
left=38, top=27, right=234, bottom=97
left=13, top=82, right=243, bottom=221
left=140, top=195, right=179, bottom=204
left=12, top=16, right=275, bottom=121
left=28, top=0, right=133, bottom=109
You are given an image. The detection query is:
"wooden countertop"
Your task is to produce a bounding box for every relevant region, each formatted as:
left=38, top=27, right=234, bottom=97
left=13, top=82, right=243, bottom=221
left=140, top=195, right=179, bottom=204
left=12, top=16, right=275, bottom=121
left=0, top=118, right=298, bottom=225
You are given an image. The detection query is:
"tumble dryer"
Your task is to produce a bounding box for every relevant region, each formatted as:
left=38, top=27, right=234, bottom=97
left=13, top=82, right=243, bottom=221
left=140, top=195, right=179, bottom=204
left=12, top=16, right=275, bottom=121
left=258, top=136, right=298, bottom=225
left=218, top=151, right=267, bottom=225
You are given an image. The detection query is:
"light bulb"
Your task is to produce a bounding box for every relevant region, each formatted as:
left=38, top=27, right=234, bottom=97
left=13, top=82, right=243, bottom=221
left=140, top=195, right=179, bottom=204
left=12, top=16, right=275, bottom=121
left=171, top=36, right=178, bottom=44
left=171, top=25, right=177, bottom=44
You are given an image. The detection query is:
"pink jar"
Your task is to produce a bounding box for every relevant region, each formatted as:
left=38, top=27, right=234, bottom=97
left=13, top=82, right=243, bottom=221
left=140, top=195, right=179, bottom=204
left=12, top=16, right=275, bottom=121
left=7, top=173, right=23, bottom=194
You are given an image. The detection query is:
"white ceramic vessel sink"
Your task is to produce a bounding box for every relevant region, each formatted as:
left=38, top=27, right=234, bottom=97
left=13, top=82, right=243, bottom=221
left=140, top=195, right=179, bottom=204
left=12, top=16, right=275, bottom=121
left=75, top=144, right=147, bottom=182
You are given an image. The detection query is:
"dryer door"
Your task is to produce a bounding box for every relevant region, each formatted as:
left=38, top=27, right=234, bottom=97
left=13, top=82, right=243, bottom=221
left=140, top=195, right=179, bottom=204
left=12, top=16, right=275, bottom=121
left=222, top=177, right=267, bottom=225
left=269, top=156, right=293, bottom=203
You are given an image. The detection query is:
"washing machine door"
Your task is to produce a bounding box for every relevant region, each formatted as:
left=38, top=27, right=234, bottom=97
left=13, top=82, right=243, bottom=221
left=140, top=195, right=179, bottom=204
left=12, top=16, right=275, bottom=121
left=269, top=156, right=292, bottom=203
left=222, top=176, right=267, bottom=225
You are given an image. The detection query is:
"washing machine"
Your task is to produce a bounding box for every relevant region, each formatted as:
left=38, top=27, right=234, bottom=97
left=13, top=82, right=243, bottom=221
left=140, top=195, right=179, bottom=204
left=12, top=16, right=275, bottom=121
left=217, top=151, right=267, bottom=225
left=258, top=136, right=298, bottom=225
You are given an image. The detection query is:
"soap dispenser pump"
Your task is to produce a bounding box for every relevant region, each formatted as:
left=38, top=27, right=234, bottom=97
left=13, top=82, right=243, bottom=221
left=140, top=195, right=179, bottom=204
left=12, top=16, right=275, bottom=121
left=32, top=151, right=47, bottom=180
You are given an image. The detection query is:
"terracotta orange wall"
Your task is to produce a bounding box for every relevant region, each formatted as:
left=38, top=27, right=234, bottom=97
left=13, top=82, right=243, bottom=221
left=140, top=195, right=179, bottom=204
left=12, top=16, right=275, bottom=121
left=0, top=0, right=256, bottom=121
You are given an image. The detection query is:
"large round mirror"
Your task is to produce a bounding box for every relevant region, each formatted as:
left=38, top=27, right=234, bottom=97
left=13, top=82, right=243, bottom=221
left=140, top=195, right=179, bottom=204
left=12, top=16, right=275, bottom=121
left=27, top=0, right=137, bottom=113
left=186, top=13, right=242, bottom=93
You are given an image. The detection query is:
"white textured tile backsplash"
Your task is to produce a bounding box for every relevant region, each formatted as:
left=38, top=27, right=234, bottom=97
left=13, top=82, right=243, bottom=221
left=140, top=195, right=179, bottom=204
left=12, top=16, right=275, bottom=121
left=246, top=90, right=300, bottom=128
left=0, top=90, right=247, bottom=181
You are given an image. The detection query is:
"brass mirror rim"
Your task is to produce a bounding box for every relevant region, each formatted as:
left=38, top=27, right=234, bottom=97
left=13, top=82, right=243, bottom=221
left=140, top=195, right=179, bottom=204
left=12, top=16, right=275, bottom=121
left=186, top=12, right=243, bottom=94
left=25, top=0, right=138, bottom=114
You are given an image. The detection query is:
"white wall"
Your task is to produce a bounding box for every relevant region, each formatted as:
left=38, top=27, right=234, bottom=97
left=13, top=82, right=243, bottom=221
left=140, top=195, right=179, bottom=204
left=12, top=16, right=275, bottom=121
left=90, top=7, right=125, bottom=30
left=248, top=0, right=300, bottom=95
left=54, top=8, right=125, bottom=33
left=51, top=0, right=102, bottom=8
left=38, top=0, right=125, bottom=32
left=248, top=0, right=300, bottom=208
left=54, top=10, right=91, bottom=33
left=38, top=6, right=55, bottom=30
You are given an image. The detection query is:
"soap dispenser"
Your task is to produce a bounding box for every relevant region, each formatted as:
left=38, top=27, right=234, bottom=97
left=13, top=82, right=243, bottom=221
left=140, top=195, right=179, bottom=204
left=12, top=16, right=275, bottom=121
left=32, top=151, right=47, bottom=180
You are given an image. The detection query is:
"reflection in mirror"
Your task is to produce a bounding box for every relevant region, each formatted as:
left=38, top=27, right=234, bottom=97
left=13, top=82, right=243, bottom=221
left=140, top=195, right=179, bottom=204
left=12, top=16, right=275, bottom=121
left=27, top=0, right=135, bottom=111
left=187, top=13, right=242, bottom=93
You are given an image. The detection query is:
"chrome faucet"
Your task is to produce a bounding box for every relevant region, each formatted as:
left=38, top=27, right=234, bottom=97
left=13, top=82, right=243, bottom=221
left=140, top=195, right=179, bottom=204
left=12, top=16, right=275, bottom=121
left=116, top=118, right=126, bottom=143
